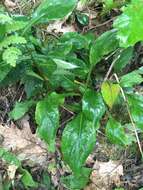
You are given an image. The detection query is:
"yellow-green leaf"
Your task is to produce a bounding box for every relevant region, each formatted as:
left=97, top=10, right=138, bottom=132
left=101, top=81, right=120, bottom=108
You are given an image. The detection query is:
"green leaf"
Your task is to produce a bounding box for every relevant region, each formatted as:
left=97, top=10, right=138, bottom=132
left=2, top=47, right=22, bottom=67
left=53, top=58, right=79, bottom=70
left=35, top=93, right=64, bottom=152
left=23, top=76, right=43, bottom=98
left=82, top=89, right=105, bottom=125
left=127, top=93, right=143, bottom=131
left=113, top=0, right=143, bottom=47
left=61, top=113, right=96, bottom=175
left=106, top=117, right=132, bottom=146
left=120, top=70, right=143, bottom=88
left=21, top=169, right=37, bottom=188
left=0, top=62, right=12, bottom=83
left=103, top=0, right=114, bottom=10
left=114, top=47, right=133, bottom=71
left=60, top=32, right=88, bottom=50
left=101, top=81, right=120, bottom=108
left=90, top=29, right=118, bottom=65
left=32, top=0, right=77, bottom=24
left=0, top=35, right=26, bottom=50
left=5, top=21, right=28, bottom=33
left=0, top=148, right=21, bottom=167
left=0, top=13, right=12, bottom=24
left=61, top=168, right=91, bottom=189
left=9, top=100, right=35, bottom=120
left=76, top=13, right=89, bottom=26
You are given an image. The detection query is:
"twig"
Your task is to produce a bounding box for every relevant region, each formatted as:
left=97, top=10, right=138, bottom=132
left=88, top=17, right=116, bottom=31
left=113, top=73, right=143, bottom=158
left=103, top=53, right=120, bottom=82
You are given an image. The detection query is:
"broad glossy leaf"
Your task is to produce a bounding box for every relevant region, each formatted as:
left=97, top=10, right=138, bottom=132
left=9, top=100, right=35, bottom=120
left=101, top=81, right=120, bottom=108
left=114, top=47, right=133, bottom=71
left=34, top=57, right=57, bottom=79
left=127, top=93, right=143, bottom=131
left=106, top=117, right=132, bottom=146
left=120, top=70, right=143, bottom=88
left=82, top=89, right=105, bottom=125
left=32, top=0, right=77, bottom=24
left=61, top=113, right=96, bottom=175
left=90, top=29, right=118, bottom=65
left=113, top=0, right=143, bottom=47
left=35, top=93, right=64, bottom=152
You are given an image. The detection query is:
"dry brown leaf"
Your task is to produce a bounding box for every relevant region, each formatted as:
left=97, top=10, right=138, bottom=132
left=7, top=165, right=18, bottom=180
left=4, top=0, right=16, bottom=8
left=0, top=116, right=48, bottom=166
left=46, top=20, right=75, bottom=34
left=85, top=160, right=123, bottom=190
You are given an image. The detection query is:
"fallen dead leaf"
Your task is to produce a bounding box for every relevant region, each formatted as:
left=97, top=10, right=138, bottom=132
left=47, top=20, right=75, bottom=34
left=0, top=116, right=48, bottom=167
left=4, top=0, right=16, bottom=8
left=85, top=160, right=123, bottom=190
left=7, top=165, right=18, bottom=180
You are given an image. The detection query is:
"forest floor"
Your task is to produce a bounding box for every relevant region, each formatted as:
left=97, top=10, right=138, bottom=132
left=0, top=0, right=143, bottom=190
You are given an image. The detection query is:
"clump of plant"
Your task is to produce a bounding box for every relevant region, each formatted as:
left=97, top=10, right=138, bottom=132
left=0, top=0, right=143, bottom=189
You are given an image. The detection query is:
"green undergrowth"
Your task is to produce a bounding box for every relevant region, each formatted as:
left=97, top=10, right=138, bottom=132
left=0, top=0, right=143, bottom=189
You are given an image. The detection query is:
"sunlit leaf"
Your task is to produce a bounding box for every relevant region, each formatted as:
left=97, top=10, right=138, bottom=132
left=114, top=0, right=143, bottom=47
left=101, top=81, right=120, bottom=108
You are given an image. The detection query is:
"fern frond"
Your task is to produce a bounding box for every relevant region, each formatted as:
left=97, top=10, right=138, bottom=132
left=0, top=35, right=27, bottom=50
left=2, top=47, right=22, bottom=67
left=0, top=13, right=12, bottom=24
left=6, top=21, right=28, bottom=33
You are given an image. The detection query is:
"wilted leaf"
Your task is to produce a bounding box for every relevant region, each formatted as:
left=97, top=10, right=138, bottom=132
left=85, top=160, right=123, bottom=190
left=0, top=122, right=48, bottom=166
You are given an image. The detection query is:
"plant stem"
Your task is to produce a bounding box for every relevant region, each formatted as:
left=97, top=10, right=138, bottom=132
left=114, top=73, right=143, bottom=158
